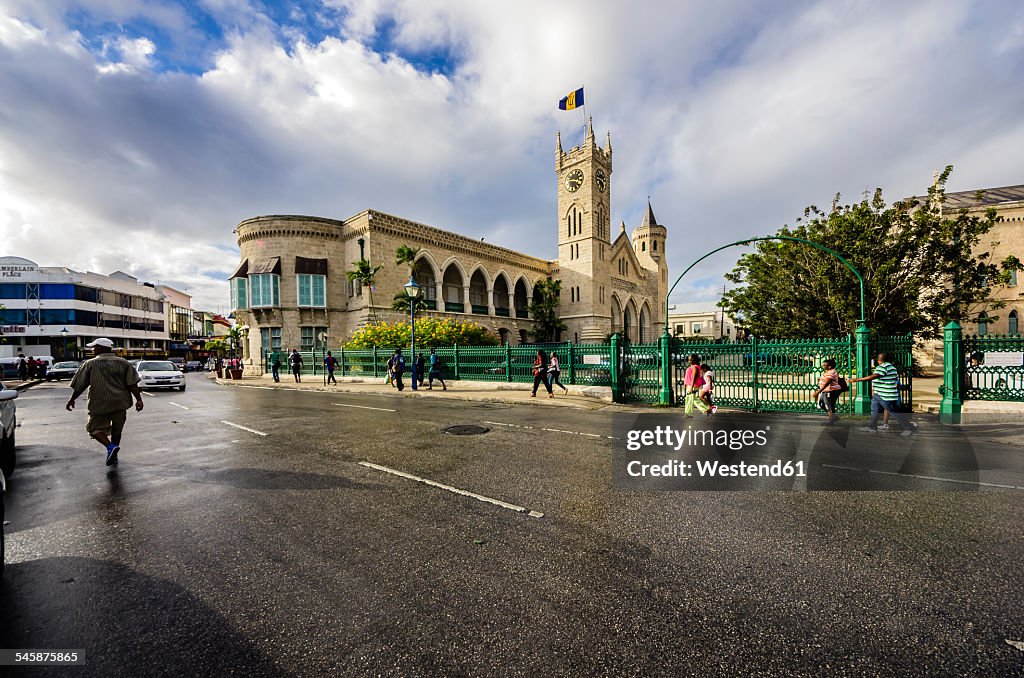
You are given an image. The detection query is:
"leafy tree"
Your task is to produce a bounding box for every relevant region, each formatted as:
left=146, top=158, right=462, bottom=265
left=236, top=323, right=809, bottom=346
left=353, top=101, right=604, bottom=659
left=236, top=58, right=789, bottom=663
left=346, top=258, right=384, bottom=325
left=528, top=278, right=567, bottom=342
left=720, top=167, right=1022, bottom=340
left=206, top=338, right=229, bottom=356
left=391, top=290, right=429, bottom=313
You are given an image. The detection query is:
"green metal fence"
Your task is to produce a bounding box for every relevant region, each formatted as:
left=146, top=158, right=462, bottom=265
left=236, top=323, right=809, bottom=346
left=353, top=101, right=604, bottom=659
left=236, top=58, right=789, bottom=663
left=666, top=334, right=913, bottom=414
left=620, top=342, right=662, bottom=404
left=963, top=334, right=1024, bottom=402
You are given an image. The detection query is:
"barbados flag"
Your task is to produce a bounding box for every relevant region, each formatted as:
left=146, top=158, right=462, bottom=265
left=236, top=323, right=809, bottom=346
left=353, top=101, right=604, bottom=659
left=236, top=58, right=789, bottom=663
left=558, top=86, right=584, bottom=110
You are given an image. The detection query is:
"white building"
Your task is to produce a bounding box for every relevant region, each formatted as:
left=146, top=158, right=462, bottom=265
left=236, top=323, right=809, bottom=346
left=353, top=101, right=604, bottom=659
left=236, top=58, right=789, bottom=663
left=667, top=303, right=738, bottom=340
left=0, top=256, right=170, bottom=359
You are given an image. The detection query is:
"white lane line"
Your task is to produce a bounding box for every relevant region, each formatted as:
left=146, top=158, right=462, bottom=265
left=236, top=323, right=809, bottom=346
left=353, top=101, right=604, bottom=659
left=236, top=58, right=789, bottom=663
left=167, top=402, right=190, bottom=410
left=220, top=420, right=268, bottom=436
left=359, top=461, right=544, bottom=518
left=484, top=421, right=616, bottom=439
left=334, top=402, right=397, bottom=412
left=822, top=464, right=1024, bottom=490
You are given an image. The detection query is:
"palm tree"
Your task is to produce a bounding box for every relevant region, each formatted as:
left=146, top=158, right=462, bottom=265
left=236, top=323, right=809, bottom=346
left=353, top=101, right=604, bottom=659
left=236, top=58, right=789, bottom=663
left=347, top=258, right=384, bottom=325
left=395, top=245, right=420, bottom=274
left=391, top=290, right=429, bottom=313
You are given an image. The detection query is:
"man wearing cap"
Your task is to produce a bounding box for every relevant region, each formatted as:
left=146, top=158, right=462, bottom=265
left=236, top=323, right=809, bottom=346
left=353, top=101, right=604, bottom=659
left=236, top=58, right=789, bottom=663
left=66, top=339, right=144, bottom=466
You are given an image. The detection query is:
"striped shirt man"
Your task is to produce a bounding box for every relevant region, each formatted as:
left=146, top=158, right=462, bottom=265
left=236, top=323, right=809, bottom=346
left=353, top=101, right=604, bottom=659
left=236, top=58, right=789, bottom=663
left=69, top=353, right=140, bottom=414
left=872, top=362, right=900, bottom=401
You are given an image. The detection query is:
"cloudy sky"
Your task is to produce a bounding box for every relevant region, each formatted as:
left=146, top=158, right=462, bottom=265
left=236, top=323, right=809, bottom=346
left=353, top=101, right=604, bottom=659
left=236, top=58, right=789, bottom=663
left=1, top=0, right=1022, bottom=314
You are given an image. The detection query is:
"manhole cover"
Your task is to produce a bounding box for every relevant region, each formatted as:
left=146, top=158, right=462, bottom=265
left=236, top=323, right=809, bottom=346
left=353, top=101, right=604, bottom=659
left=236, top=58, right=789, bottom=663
left=443, top=424, right=491, bottom=436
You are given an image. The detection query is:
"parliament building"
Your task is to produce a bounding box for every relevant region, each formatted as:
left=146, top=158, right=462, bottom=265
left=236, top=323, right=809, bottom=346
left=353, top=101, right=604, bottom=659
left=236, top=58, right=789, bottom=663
left=229, top=119, right=668, bottom=360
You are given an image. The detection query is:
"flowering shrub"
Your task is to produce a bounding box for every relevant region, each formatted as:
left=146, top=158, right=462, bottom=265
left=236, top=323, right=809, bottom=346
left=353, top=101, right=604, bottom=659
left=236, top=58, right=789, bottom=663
left=344, top=318, right=499, bottom=349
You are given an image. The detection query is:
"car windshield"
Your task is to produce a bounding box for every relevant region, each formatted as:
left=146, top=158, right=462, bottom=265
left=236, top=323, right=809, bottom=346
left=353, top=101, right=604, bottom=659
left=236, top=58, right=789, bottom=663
left=53, top=362, right=79, bottom=369
left=139, top=362, right=178, bottom=372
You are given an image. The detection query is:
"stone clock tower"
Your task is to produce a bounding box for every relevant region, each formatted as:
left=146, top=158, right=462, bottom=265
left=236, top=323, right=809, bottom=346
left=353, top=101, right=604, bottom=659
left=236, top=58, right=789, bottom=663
left=556, top=117, right=614, bottom=341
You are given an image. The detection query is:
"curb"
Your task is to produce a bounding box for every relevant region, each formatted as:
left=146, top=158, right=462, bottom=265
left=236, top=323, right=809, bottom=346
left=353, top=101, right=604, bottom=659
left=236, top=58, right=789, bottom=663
left=213, top=377, right=613, bottom=411
left=11, top=380, right=43, bottom=392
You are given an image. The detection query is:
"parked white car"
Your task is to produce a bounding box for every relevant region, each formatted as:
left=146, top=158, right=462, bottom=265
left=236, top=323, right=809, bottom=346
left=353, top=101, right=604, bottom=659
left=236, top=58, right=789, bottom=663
left=136, top=360, right=186, bottom=391
left=0, top=381, right=18, bottom=479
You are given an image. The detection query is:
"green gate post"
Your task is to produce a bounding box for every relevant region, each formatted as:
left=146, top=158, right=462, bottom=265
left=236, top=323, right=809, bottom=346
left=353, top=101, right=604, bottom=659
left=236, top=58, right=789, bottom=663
left=854, top=323, right=871, bottom=415
left=610, top=333, right=622, bottom=403
left=658, top=330, right=673, bottom=405
left=505, top=342, right=512, bottom=382
left=568, top=340, right=575, bottom=386
left=751, top=335, right=760, bottom=412
left=454, top=344, right=460, bottom=380
left=940, top=321, right=963, bottom=424
left=373, top=345, right=379, bottom=378
left=340, top=347, right=345, bottom=376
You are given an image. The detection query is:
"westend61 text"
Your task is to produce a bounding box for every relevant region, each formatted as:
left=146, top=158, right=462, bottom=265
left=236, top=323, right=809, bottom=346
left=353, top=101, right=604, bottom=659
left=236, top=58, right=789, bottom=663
left=626, top=460, right=807, bottom=478
left=625, top=425, right=770, bottom=452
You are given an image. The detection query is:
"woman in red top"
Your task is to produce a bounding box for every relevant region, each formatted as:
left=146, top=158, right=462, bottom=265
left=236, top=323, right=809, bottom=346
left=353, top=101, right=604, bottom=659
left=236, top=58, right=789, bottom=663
left=531, top=349, right=553, bottom=398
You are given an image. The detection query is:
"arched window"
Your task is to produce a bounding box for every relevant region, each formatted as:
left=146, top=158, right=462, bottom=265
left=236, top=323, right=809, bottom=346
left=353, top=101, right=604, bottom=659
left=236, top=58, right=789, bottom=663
left=641, top=241, right=646, bottom=252
left=978, top=311, right=989, bottom=336
left=653, top=241, right=658, bottom=252
left=1010, top=309, right=1019, bottom=335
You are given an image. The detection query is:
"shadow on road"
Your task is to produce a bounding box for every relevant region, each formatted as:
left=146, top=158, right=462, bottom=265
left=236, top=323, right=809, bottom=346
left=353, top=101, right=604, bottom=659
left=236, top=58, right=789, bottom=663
left=0, top=556, right=283, bottom=677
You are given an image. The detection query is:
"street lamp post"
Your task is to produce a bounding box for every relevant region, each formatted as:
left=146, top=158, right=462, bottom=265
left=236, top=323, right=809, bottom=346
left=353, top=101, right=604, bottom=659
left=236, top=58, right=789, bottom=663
left=405, top=275, right=420, bottom=391
left=60, top=327, right=69, bottom=361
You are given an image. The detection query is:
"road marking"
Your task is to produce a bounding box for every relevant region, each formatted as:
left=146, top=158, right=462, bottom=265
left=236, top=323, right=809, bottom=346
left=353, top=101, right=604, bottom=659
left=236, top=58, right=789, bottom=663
left=334, top=402, right=397, bottom=412
left=822, top=464, right=1024, bottom=490
left=484, top=421, right=616, bottom=439
left=221, top=420, right=268, bottom=436
left=167, top=402, right=190, bottom=410
left=359, top=461, right=544, bottom=518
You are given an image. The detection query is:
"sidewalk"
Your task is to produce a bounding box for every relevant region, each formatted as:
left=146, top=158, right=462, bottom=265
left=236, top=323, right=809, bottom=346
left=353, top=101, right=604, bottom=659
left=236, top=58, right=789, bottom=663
left=912, top=375, right=1024, bottom=420
left=4, top=379, right=44, bottom=392
left=214, top=373, right=615, bottom=410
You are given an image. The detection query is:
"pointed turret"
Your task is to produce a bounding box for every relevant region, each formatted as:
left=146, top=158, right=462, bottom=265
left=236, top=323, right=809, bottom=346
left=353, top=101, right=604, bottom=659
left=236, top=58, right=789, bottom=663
left=605, top=130, right=612, bottom=155
left=587, top=115, right=596, bottom=146
left=557, top=130, right=563, bottom=155
left=640, top=201, right=658, bottom=228
left=619, top=220, right=627, bottom=235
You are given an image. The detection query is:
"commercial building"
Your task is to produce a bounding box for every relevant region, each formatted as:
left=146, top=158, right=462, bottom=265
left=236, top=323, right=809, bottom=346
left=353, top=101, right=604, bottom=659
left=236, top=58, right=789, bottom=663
left=0, top=256, right=169, bottom=359
left=667, top=304, right=738, bottom=340
left=230, top=120, right=668, bottom=365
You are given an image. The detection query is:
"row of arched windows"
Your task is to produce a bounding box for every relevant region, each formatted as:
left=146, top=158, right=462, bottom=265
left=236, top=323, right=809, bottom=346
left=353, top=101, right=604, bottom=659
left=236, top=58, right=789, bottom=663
left=978, top=309, right=1019, bottom=335
left=565, top=204, right=610, bottom=240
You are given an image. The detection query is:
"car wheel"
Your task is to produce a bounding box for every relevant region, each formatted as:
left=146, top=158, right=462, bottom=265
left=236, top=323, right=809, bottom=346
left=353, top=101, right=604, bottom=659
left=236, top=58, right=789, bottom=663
left=178, top=384, right=186, bottom=391
left=0, top=426, right=14, bottom=480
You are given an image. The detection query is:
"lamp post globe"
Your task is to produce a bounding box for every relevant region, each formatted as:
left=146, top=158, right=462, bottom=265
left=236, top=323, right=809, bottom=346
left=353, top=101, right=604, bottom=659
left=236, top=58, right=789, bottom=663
left=405, top=276, right=420, bottom=390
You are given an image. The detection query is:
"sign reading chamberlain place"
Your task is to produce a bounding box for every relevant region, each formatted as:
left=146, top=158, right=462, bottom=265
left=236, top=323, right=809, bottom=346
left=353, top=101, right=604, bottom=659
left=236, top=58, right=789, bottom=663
left=0, top=264, right=38, bottom=278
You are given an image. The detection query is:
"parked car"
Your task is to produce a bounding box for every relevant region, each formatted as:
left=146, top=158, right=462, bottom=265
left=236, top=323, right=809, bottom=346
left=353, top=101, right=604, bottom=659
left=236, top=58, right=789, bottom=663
left=136, top=360, right=186, bottom=391
left=184, top=360, right=203, bottom=372
left=0, top=380, right=18, bottom=479
left=1, top=462, right=7, bottom=576
left=45, top=361, right=81, bottom=381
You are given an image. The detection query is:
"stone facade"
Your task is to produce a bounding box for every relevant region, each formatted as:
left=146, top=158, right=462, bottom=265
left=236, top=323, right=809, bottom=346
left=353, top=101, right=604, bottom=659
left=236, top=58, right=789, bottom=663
left=230, top=120, right=667, bottom=361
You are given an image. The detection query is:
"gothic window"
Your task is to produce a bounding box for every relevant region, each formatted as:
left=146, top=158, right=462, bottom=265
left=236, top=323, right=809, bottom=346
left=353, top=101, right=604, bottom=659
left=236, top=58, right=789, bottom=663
left=653, top=240, right=658, bottom=252
left=642, top=242, right=646, bottom=252
left=978, top=311, right=988, bottom=336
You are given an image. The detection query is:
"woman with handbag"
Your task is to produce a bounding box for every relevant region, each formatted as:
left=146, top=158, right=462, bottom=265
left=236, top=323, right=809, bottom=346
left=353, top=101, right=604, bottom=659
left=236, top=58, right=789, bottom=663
left=548, top=353, right=568, bottom=394
left=531, top=349, right=553, bottom=398
left=683, top=354, right=708, bottom=416
left=811, top=358, right=843, bottom=425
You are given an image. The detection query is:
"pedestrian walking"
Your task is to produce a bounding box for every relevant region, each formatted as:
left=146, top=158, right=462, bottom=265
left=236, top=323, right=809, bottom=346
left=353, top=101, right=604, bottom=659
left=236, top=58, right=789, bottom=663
left=427, top=348, right=446, bottom=391
left=271, top=353, right=281, bottom=382
left=682, top=354, right=709, bottom=416
left=850, top=352, right=918, bottom=435
left=16, top=353, right=27, bottom=381
left=325, top=351, right=338, bottom=385
left=289, top=348, right=303, bottom=383
left=65, top=338, right=144, bottom=466
left=385, top=353, right=395, bottom=387
left=531, top=349, right=553, bottom=398
left=548, top=353, right=568, bottom=393
left=699, top=357, right=717, bottom=416
left=811, top=358, right=844, bottom=425
left=392, top=348, right=406, bottom=391
left=416, top=352, right=426, bottom=387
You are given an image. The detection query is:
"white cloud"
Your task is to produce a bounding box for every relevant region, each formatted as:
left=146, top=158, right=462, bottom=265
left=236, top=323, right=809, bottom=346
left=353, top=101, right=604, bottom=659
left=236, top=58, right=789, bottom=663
left=0, top=0, right=1022, bottom=314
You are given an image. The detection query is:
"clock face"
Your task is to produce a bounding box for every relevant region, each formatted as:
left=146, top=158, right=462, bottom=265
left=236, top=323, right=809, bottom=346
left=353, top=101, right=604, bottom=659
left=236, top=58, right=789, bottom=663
left=565, top=168, right=584, bottom=192
left=595, top=169, right=607, bottom=192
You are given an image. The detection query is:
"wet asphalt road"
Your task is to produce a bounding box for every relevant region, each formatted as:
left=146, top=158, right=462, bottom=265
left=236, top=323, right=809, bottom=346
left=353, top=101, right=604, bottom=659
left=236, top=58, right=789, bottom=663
left=1, top=375, right=1023, bottom=676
